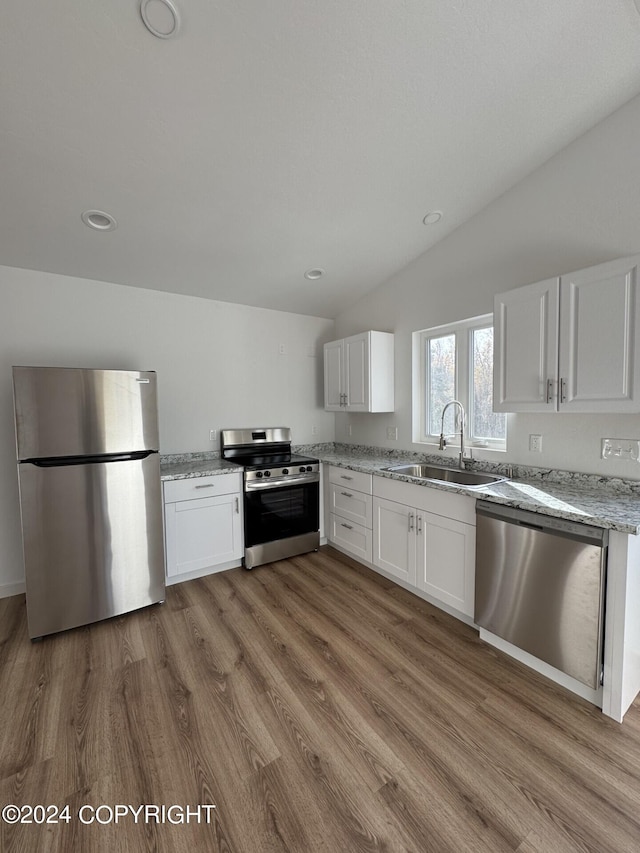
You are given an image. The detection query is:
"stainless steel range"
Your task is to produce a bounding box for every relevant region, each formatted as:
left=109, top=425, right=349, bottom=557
left=221, top=427, right=320, bottom=569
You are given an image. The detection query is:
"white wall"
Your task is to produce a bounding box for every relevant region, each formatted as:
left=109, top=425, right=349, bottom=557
left=0, top=266, right=335, bottom=593
left=333, top=91, right=640, bottom=480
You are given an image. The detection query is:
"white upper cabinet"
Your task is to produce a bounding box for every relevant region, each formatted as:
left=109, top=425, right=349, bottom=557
left=493, top=277, right=559, bottom=412
left=560, top=258, right=640, bottom=412
left=324, top=331, right=394, bottom=412
left=494, top=254, right=640, bottom=413
left=323, top=339, right=344, bottom=410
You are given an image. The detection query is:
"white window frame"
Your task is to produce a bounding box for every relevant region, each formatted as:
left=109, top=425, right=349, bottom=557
left=413, top=313, right=506, bottom=449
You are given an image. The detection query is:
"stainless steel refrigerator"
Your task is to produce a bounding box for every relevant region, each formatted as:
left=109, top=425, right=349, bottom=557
left=13, top=366, right=165, bottom=639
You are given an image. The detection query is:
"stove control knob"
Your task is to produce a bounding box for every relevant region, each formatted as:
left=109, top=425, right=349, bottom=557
left=256, top=471, right=263, bottom=479
left=306, top=465, right=313, bottom=472
left=264, top=470, right=271, bottom=477
left=282, top=469, right=289, bottom=475
left=299, top=466, right=306, bottom=473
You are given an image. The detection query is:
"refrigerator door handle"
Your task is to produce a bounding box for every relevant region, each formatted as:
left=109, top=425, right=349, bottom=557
left=29, top=449, right=156, bottom=467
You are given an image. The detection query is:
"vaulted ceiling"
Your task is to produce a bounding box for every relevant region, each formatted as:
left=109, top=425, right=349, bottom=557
left=3, top=1, right=640, bottom=318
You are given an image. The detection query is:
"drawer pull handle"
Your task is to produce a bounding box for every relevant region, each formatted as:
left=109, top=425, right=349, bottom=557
left=408, top=513, right=414, bottom=532
left=235, top=497, right=240, bottom=513
left=341, top=491, right=353, bottom=498
left=194, top=483, right=215, bottom=489
left=340, top=475, right=354, bottom=481
left=340, top=523, right=354, bottom=530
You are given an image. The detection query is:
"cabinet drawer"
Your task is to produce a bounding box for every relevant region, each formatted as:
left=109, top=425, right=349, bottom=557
left=329, top=513, right=372, bottom=563
left=330, top=483, right=372, bottom=528
left=328, top=466, right=372, bottom=494
left=163, top=473, right=242, bottom=504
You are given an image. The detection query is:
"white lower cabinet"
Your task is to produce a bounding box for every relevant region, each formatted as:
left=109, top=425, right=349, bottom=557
left=372, top=496, right=416, bottom=585
left=415, top=512, right=475, bottom=615
left=163, top=473, right=243, bottom=582
left=372, top=477, right=476, bottom=618
left=327, top=466, right=373, bottom=562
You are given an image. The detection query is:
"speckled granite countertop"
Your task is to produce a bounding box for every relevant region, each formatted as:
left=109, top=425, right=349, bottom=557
left=159, top=445, right=640, bottom=533
left=316, top=447, right=640, bottom=535
left=160, top=452, right=240, bottom=481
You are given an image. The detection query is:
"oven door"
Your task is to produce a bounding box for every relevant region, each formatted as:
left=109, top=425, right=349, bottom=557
left=244, top=475, right=319, bottom=548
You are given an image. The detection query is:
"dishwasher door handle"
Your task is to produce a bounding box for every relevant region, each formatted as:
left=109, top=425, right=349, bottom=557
left=518, top=520, right=545, bottom=532
left=476, top=500, right=607, bottom=546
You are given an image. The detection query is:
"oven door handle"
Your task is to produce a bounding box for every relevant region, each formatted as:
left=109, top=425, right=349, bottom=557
left=245, top=473, right=320, bottom=491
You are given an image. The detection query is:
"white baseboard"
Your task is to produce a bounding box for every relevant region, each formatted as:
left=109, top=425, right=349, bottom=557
left=0, top=580, right=26, bottom=599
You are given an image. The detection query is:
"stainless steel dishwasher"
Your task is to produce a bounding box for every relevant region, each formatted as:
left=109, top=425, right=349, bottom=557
left=475, top=501, right=608, bottom=689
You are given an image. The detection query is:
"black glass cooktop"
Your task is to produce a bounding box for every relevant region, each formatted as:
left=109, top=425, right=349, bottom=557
left=231, top=452, right=318, bottom=471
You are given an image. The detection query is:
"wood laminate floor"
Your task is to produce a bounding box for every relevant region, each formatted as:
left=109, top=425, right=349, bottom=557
left=1, top=546, right=640, bottom=852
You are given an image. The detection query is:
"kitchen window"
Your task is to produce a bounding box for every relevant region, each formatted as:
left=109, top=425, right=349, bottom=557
left=414, top=314, right=506, bottom=448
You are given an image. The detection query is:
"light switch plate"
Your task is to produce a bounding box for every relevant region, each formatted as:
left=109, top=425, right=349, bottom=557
left=601, top=438, right=640, bottom=461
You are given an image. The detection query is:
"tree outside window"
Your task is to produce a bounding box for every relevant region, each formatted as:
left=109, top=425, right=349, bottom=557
left=416, top=315, right=506, bottom=447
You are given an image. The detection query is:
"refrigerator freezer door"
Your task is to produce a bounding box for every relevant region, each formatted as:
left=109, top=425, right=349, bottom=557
left=13, top=367, right=159, bottom=460
left=18, top=453, right=165, bottom=638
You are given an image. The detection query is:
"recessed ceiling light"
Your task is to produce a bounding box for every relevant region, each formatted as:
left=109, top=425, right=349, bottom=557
left=423, top=210, right=443, bottom=225
left=304, top=268, right=324, bottom=280
left=81, top=210, right=118, bottom=232
left=140, top=0, right=181, bottom=39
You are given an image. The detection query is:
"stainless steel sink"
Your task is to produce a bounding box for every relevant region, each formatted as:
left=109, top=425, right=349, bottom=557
left=382, top=463, right=507, bottom=489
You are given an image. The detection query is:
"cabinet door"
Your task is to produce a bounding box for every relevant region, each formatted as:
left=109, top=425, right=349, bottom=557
left=415, top=513, right=475, bottom=616
left=493, top=278, right=559, bottom=412
left=344, top=332, right=369, bottom=411
left=165, top=493, right=242, bottom=578
left=559, top=255, right=640, bottom=412
left=372, top=497, right=416, bottom=585
left=323, top=339, right=344, bottom=411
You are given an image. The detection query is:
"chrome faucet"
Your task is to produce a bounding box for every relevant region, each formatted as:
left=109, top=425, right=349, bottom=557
left=439, top=400, right=471, bottom=469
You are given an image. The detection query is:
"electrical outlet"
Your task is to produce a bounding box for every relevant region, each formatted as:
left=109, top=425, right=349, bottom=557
left=529, top=434, right=542, bottom=453
left=311, top=425, right=319, bottom=436
left=347, top=424, right=352, bottom=437
left=209, top=429, right=217, bottom=442
left=387, top=426, right=398, bottom=441
left=278, top=343, right=287, bottom=355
